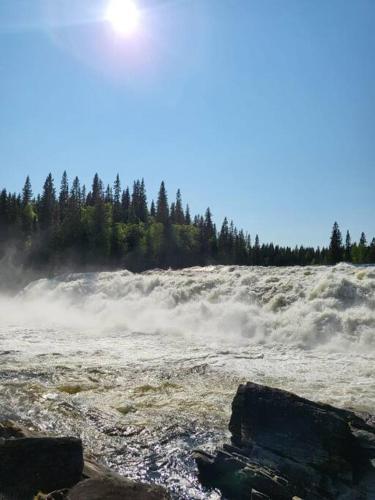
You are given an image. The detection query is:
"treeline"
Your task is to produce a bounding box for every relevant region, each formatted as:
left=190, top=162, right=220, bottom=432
left=0, top=172, right=374, bottom=272
left=328, top=221, right=375, bottom=265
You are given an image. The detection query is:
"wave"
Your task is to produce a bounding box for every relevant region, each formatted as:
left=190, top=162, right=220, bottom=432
left=1, top=264, right=375, bottom=350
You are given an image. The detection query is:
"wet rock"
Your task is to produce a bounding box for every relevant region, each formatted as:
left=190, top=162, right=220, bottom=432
left=195, top=381, right=375, bottom=499
left=67, top=476, right=170, bottom=500
left=0, top=436, right=84, bottom=495
left=0, top=419, right=35, bottom=438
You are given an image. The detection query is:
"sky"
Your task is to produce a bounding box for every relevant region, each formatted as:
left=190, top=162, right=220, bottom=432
left=0, top=0, right=374, bottom=247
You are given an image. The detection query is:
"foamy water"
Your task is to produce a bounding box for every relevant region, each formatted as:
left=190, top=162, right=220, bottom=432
left=0, top=264, right=374, bottom=498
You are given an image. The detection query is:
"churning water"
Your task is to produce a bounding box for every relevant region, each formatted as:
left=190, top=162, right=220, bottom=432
left=0, top=264, right=374, bottom=498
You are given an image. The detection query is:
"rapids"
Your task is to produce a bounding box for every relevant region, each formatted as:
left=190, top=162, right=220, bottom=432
left=0, top=264, right=374, bottom=498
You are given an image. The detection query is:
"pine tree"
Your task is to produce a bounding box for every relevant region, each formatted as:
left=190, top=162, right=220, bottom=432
left=105, top=184, right=113, bottom=203
left=369, top=238, right=375, bottom=264
left=170, top=202, right=176, bottom=223
left=22, top=176, right=33, bottom=207
left=59, top=171, right=69, bottom=222
left=21, top=176, right=34, bottom=236
left=0, top=189, right=8, bottom=239
left=138, top=179, right=148, bottom=223
left=359, top=232, right=367, bottom=247
left=358, top=232, right=368, bottom=263
left=185, top=205, right=191, bottom=225
left=344, top=230, right=352, bottom=262
left=204, top=208, right=214, bottom=239
left=253, top=234, right=261, bottom=265
left=121, top=188, right=130, bottom=223
left=90, top=173, right=103, bottom=206
left=150, top=200, right=156, bottom=217
left=39, top=173, right=56, bottom=231
left=329, top=222, right=343, bottom=264
left=70, top=177, right=81, bottom=208
left=175, top=189, right=185, bottom=224
left=156, top=181, right=169, bottom=225
left=113, top=174, right=122, bottom=223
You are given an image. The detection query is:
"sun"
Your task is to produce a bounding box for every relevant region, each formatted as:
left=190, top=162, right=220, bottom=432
left=105, top=0, right=140, bottom=36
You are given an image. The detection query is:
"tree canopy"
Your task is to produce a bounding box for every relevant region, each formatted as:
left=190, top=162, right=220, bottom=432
left=0, top=173, right=374, bottom=273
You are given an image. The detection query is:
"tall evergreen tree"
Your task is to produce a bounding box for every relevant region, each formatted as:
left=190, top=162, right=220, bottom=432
left=344, top=230, right=352, bottom=262
left=369, top=238, right=375, bottom=264
left=175, top=189, right=185, bottom=224
left=185, top=205, right=191, bottom=225
left=138, top=179, right=148, bottom=223
left=59, top=171, right=69, bottom=222
left=329, top=222, right=343, bottom=264
left=21, top=176, right=34, bottom=236
left=358, top=232, right=368, bottom=263
left=170, top=202, right=176, bottom=223
left=113, top=174, right=122, bottom=223
left=22, top=176, right=33, bottom=207
left=253, top=234, right=261, bottom=265
left=156, top=181, right=169, bottom=225
left=121, top=188, right=130, bottom=223
left=105, top=184, right=113, bottom=203
left=150, top=200, right=156, bottom=218
left=90, top=173, right=103, bottom=206
left=39, top=173, right=56, bottom=231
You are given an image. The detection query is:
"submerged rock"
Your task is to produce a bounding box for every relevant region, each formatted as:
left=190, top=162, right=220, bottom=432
left=195, top=381, right=375, bottom=499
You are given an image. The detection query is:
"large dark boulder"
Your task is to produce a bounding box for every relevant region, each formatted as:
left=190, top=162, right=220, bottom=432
left=195, top=382, right=375, bottom=499
left=0, top=436, right=84, bottom=496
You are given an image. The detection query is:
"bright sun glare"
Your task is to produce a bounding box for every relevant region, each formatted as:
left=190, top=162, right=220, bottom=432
left=105, top=0, right=140, bottom=36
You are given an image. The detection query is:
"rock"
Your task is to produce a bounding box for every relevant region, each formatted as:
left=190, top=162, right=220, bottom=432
left=0, top=419, right=35, bottom=438
left=0, top=436, right=84, bottom=496
left=67, top=476, right=170, bottom=500
left=195, top=381, right=375, bottom=499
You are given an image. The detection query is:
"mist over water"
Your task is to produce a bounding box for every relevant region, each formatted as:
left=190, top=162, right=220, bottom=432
left=0, top=264, right=374, bottom=498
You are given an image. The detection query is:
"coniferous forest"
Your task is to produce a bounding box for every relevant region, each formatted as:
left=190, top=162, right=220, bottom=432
left=0, top=172, right=374, bottom=274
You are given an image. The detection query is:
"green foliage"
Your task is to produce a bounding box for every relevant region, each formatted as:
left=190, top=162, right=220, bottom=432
left=0, top=173, right=373, bottom=271
left=329, top=222, right=343, bottom=264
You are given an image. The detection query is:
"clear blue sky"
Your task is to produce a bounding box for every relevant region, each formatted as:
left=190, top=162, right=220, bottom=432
left=0, top=0, right=374, bottom=247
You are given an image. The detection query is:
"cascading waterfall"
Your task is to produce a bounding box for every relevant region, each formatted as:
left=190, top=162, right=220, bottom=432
left=0, top=264, right=374, bottom=498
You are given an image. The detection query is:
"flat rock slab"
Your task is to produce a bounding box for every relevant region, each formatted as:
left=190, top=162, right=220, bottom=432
left=67, top=476, right=170, bottom=500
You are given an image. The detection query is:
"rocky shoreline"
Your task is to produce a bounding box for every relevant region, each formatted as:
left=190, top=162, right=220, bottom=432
left=1, top=382, right=374, bottom=499
left=0, top=421, right=169, bottom=500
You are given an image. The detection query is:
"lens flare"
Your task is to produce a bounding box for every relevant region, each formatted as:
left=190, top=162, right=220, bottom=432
left=105, top=0, right=140, bottom=36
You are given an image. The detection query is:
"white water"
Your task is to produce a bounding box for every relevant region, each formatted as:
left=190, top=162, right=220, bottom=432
left=0, top=264, right=374, bottom=497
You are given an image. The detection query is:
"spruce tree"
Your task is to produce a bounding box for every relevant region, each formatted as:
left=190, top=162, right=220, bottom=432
left=138, top=179, right=148, bottom=223
left=22, top=176, right=33, bottom=207
left=369, top=238, right=375, bottom=264
left=39, top=173, right=56, bottom=231
left=170, top=202, right=176, bottom=223
left=358, top=232, right=368, bottom=263
left=175, top=189, right=185, bottom=224
left=185, top=205, right=191, bottom=225
left=21, top=177, right=34, bottom=236
left=344, top=230, right=352, bottom=262
left=121, top=188, right=130, bottom=223
left=113, top=174, right=122, bottom=223
left=329, top=222, right=343, bottom=264
left=150, top=200, right=156, bottom=217
left=156, top=181, right=169, bottom=225
left=105, top=184, right=113, bottom=203
left=253, top=234, right=261, bottom=265
left=91, top=173, right=103, bottom=206
left=59, top=171, right=69, bottom=222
